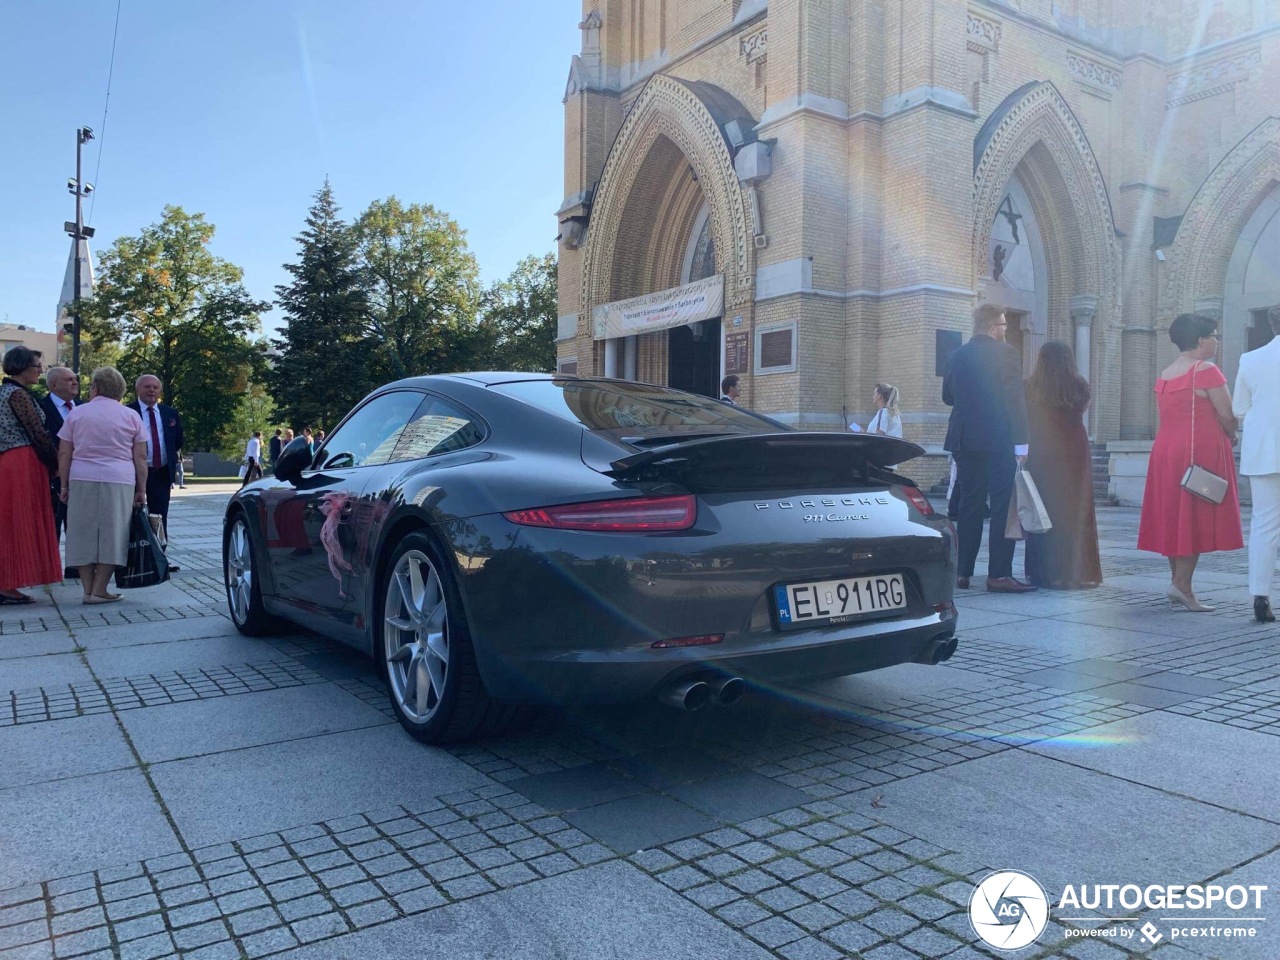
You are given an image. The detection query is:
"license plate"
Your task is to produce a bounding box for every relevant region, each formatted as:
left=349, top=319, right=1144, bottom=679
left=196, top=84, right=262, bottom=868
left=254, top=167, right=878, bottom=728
left=774, top=574, right=907, bottom=628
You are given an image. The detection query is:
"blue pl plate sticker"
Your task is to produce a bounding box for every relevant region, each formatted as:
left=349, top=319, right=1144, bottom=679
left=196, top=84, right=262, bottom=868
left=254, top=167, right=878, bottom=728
left=775, top=585, right=792, bottom=624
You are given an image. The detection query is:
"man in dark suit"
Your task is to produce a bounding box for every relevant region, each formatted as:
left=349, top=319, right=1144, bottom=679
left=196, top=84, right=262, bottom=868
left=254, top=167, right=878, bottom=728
left=40, top=366, right=79, bottom=544
left=127, top=374, right=186, bottom=572
left=943, top=303, right=1036, bottom=593
left=269, top=429, right=283, bottom=471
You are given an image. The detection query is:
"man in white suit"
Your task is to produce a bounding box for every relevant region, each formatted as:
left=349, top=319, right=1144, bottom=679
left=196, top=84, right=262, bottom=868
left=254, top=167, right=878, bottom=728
left=1233, top=305, right=1280, bottom=623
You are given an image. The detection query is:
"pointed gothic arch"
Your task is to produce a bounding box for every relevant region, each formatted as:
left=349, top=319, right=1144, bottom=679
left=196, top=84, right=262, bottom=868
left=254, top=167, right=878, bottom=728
left=581, top=74, right=754, bottom=314
left=972, top=81, right=1120, bottom=435
left=1167, top=117, right=1280, bottom=314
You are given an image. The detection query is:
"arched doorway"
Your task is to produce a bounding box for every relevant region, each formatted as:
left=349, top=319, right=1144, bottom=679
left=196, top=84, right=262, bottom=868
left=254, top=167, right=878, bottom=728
left=581, top=75, right=754, bottom=393
left=1226, top=184, right=1280, bottom=366
left=981, top=176, right=1049, bottom=376
left=667, top=202, right=721, bottom=396
left=972, top=82, right=1120, bottom=437
left=1168, top=118, right=1280, bottom=386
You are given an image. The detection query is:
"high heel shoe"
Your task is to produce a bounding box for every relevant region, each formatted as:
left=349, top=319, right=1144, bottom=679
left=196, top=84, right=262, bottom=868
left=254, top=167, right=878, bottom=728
left=1254, top=596, right=1275, bottom=623
left=1167, top=586, right=1215, bottom=612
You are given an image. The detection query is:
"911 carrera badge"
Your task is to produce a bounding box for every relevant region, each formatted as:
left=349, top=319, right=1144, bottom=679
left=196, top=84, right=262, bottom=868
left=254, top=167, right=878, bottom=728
left=754, top=496, right=890, bottom=510
left=804, top=514, right=870, bottom=522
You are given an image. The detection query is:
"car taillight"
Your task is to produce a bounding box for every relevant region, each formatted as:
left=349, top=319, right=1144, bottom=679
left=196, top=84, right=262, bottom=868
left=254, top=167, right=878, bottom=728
left=503, top=494, right=697, bottom=532
left=902, top=486, right=935, bottom=516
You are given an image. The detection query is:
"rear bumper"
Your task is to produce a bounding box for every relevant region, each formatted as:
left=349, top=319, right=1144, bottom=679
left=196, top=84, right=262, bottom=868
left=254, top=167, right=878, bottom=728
left=476, top=609, right=958, bottom=704
left=442, top=507, right=957, bottom=704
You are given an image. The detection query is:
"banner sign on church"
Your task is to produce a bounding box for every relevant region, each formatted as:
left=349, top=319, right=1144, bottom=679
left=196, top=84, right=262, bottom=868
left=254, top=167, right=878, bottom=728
left=592, top=274, right=724, bottom=340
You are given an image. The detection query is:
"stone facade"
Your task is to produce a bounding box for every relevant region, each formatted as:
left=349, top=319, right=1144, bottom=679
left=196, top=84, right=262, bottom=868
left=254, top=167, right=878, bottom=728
left=557, top=0, right=1280, bottom=482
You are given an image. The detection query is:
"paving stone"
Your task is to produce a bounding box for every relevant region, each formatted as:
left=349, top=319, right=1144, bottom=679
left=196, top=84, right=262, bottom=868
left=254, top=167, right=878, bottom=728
left=291, top=913, right=349, bottom=944
left=228, top=906, right=280, bottom=936
left=116, top=931, right=173, bottom=960
left=745, top=916, right=807, bottom=948
left=792, top=873, right=850, bottom=900
left=330, top=882, right=382, bottom=909
left=899, top=926, right=965, bottom=958
left=823, top=920, right=884, bottom=954
left=180, top=942, right=240, bottom=960
left=715, top=900, right=771, bottom=929
left=49, top=907, right=104, bottom=938
left=486, top=863, right=540, bottom=888
left=657, top=867, right=712, bottom=894
left=863, top=943, right=924, bottom=960
left=215, top=888, right=269, bottom=915
left=756, top=886, right=811, bottom=912
left=530, top=853, right=577, bottom=877
left=104, top=894, right=159, bottom=922
left=0, top=902, right=47, bottom=927
left=762, top=858, right=814, bottom=882
left=100, top=879, right=151, bottom=903
left=172, top=920, right=229, bottom=951
left=241, top=926, right=299, bottom=958
left=0, top=922, right=45, bottom=951
left=440, top=875, right=496, bottom=900
left=724, top=869, right=779, bottom=895
left=684, top=883, right=740, bottom=910
left=393, top=885, right=449, bottom=914
left=786, top=902, right=844, bottom=933
left=778, top=936, right=846, bottom=960
left=46, top=878, right=94, bottom=898
left=50, top=891, right=98, bottom=916
left=114, top=913, right=166, bottom=942
left=207, top=872, right=255, bottom=897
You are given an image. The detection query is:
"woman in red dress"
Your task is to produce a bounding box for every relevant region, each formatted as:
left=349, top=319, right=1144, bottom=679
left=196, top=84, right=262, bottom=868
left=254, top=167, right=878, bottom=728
left=0, top=347, right=62, bottom=604
left=1024, top=342, right=1102, bottom=589
left=1137, top=313, right=1242, bottom=611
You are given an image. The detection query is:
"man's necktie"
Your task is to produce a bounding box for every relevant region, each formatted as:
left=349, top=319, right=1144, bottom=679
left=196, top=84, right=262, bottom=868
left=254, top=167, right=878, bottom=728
left=149, top=407, right=162, bottom=469
left=63, top=401, right=72, bottom=416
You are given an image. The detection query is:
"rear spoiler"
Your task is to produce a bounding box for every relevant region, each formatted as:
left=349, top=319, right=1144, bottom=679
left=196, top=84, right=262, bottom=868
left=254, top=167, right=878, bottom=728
left=602, top=432, right=925, bottom=478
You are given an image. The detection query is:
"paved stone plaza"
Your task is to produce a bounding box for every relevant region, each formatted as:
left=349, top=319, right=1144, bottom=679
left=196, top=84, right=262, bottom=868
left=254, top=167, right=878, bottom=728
left=2, top=489, right=1278, bottom=960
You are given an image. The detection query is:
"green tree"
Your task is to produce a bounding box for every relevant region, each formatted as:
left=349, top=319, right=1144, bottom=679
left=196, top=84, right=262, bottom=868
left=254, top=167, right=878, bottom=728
left=218, top=376, right=279, bottom=462
left=352, top=197, right=482, bottom=380
left=477, top=253, right=557, bottom=372
left=270, top=181, right=372, bottom=431
left=81, top=206, right=269, bottom=450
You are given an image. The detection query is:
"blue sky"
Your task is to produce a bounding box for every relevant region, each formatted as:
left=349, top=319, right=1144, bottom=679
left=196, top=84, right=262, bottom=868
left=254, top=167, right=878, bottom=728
left=0, top=0, right=580, bottom=336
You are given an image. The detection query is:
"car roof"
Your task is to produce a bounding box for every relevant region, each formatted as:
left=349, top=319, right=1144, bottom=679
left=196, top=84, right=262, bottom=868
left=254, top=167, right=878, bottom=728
left=383, top=371, right=646, bottom=389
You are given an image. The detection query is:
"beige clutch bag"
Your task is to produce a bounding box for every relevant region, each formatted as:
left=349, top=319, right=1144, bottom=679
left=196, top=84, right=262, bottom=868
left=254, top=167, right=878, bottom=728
left=1180, top=464, right=1228, bottom=504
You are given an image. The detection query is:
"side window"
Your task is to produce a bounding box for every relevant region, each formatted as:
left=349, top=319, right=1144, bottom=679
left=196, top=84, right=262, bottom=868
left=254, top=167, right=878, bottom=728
left=389, top=394, right=486, bottom=463
left=315, top=392, right=425, bottom=470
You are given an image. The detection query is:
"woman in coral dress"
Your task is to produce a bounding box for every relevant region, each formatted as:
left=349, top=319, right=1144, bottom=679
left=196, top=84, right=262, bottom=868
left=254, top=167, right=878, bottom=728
left=1137, top=313, right=1242, bottom=611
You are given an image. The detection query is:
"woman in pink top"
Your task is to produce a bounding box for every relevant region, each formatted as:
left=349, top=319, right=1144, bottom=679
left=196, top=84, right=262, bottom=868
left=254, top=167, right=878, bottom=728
left=57, top=367, right=148, bottom=603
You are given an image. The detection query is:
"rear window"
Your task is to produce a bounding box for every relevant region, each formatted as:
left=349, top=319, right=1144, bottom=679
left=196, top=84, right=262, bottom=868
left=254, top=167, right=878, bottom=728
left=491, top=379, right=785, bottom=435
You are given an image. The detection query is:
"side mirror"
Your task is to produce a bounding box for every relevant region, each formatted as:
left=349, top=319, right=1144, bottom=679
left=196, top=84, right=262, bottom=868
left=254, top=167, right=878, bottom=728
left=274, top=437, right=313, bottom=485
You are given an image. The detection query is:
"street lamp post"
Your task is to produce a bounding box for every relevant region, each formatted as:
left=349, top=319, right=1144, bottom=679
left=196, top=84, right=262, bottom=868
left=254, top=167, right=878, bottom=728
left=67, top=126, right=95, bottom=375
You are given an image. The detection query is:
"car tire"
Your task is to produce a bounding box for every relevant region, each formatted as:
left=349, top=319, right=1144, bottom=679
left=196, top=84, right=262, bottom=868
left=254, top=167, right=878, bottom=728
left=379, top=532, right=514, bottom=744
left=224, top=512, right=271, bottom=636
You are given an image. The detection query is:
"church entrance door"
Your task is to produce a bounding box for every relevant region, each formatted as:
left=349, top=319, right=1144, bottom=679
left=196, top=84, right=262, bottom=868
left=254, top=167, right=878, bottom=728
left=668, top=319, right=721, bottom=398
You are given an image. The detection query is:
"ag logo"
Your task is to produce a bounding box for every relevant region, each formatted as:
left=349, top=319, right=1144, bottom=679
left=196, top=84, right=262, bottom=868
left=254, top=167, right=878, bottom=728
left=969, top=870, right=1050, bottom=951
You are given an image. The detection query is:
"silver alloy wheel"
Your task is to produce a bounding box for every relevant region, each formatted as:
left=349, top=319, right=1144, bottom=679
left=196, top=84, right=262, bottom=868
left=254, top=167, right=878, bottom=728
left=226, top=519, right=253, bottom=625
left=384, top=549, right=449, bottom=723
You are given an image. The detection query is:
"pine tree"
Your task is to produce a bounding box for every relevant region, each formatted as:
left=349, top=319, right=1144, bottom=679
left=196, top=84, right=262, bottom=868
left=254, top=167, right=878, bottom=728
left=270, top=182, right=372, bottom=431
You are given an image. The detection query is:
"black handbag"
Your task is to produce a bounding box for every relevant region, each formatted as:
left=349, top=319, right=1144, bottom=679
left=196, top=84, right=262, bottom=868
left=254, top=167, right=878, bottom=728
left=116, top=507, right=171, bottom=589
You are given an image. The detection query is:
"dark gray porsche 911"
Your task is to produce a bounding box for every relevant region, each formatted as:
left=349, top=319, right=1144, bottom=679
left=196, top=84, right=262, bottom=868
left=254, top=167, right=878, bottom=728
left=223, top=374, right=958, bottom=743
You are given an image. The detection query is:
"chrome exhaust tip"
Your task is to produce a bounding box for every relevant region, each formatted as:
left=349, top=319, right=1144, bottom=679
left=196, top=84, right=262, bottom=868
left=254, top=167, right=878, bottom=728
left=710, top=676, right=745, bottom=707
left=914, top=635, right=957, bottom=665
left=659, top=679, right=711, bottom=711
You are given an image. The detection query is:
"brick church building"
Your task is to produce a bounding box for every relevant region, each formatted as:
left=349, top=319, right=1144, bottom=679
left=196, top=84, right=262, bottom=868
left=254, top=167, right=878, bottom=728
left=555, top=0, right=1280, bottom=482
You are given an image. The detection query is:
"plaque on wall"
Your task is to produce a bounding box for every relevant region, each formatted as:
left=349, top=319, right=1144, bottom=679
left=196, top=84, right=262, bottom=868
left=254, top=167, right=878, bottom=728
left=760, top=328, right=794, bottom=369
left=724, top=331, right=749, bottom=374
left=935, top=330, right=963, bottom=377
left=558, top=359, right=578, bottom=375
